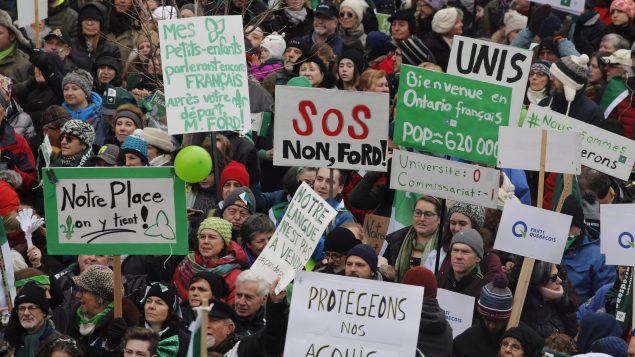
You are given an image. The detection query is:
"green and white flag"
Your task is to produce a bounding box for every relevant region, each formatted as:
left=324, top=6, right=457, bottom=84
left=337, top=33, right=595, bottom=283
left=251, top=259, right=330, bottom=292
left=0, top=221, right=16, bottom=313
left=387, top=189, right=421, bottom=234
left=186, top=307, right=204, bottom=357
left=600, top=77, right=629, bottom=119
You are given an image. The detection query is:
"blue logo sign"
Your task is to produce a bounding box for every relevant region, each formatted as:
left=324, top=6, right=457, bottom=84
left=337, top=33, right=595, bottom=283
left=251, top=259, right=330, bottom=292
left=618, top=232, right=635, bottom=249
left=512, top=221, right=527, bottom=238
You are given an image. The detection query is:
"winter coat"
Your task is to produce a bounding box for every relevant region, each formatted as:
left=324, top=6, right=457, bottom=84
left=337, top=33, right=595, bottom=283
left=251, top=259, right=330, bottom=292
left=0, top=48, right=33, bottom=100
left=437, top=268, right=485, bottom=324
left=453, top=319, right=507, bottom=357
left=300, top=31, right=344, bottom=56
left=605, top=77, right=635, bottom=139
left=605, top=22, right=635, bottom=44
left=347, top=171, right=392, bottom=219
left=0, top=121, right=37, bottom=191
left=70, top=3, right=121, bottom=72
left=262, top=67, right=293, bottom=98
left=417, top=298, right=453, bottom=357
left=273, top=8, right=314, bottom=41
left=383, top=226, right=447, bottom=276
left=423, top=32, right=451, bottom=71
left=234, top=306, right=266, bottom=338
left=152, top=325, right=191, bottom=357
left=251, top=59, right=283, bottom=82
left=47, top=1, right=79, bottom=39
left=5, top=99, right=35, bottom=141
left=577, top=282, right=612, bottom=319
left=573, top=11, right=606, bottom=55
left=106, top=4, right=139, bottom=65
left=561, top=233, right=616, bottom=304
left=538, top=90, right=604, bottom=126
left=62, top=91, right=103, bottom=124
left=519, top=285, right=579, bottom=338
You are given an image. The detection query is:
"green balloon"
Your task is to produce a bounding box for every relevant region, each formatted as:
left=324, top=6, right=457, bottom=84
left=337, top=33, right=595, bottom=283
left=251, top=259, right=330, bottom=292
left=174, top=146, right=213, bottom=183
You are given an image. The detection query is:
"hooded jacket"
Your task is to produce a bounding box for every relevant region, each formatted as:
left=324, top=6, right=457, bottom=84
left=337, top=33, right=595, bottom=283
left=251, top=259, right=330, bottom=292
left=417, top=298, right=453, bottom=356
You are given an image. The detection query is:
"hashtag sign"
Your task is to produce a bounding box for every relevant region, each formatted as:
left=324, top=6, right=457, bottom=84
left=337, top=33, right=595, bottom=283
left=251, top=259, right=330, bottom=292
left=526, top=113, right=540, bottom=128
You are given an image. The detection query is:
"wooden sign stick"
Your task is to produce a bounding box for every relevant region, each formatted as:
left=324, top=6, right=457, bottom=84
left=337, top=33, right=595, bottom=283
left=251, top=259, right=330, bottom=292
left=113, top=255, right=122, bottom=318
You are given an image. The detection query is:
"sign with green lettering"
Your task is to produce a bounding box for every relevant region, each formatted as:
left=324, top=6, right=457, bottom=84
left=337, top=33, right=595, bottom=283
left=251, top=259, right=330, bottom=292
left=159, top=16, right=250, bottom=135
left=376, top=13, right=391, bottom=35
left=394, top=65, right=512, bottom=165
left=43, top=167, right=188, bottom=255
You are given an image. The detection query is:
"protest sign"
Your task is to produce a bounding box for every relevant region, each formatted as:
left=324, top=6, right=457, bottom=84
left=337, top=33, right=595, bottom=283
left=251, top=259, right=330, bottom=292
left=530, top=0, right=584, bottom=14
left=0, top=221, right=16, bottom=314
left=497, top=127, right=582, bottom=174
left=436, top=289, right=474, bottom=338
left=376, top=13, right=391, bottom=35
left=394, top=65, right=511, bottom=165
left=273, top=86, right=389, bottom=171
left=17, top=0, right=48, bottom=27
left=285, top=271, right=424, bottom=356
left=252, top=182, right=337, bottom=292
left=159, top=16, right=250, bottom=134
left=390, top=149, right=499, bottom=208
left=523, top=105, right=635, bottom=180
left=495, top=201, right=571, bottom=264
left=447, top=37, right=531, bottom=127
left=42, top=167, right=188, bottom=255
left=600, top=204, right=635, bottom=266
left=139, top=90, right=167, bottom=129
left=363, top=214, right=390, bottom=253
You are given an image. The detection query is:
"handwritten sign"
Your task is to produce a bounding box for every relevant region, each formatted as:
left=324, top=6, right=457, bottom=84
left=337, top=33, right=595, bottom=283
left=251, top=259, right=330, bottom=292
left=363, top=214, right=390, bottom=253
left=530, top=0, right=584, bottom=14
left=159, top=16, right=250, bottom=134
left=497, top=127, right=582, bottom=174
left=523, top=105, right=635, bottom=181
left=273, top=86, right=389, bottom=171
left=42, top=167, right=188, bottom=255
left=394, top=65, right=511, bottom=165
left=390, top=149, right=499, bottom=208
left=285, top=271, right=424, bottom=356
left=17, top=0, right=48, bottom=27
left=436, top=289, right=474, bottom=337
left=494, top=201, right=571, bottom=264
left=448, top=37, right=532, bottom=127
left=600, top=204, right=635, bottom=266
left=252, top=182, right=337, bottom=292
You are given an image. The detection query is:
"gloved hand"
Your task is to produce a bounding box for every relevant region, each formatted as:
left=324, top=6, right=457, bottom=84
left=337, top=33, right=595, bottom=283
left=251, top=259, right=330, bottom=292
left=105, top=317, right=128, bottom=349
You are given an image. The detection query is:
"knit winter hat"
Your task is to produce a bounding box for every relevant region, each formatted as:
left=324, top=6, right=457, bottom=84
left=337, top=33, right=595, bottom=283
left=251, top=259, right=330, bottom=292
left=152, top=6, right=178, bottom=20
left=432, top=7, right=461, bottom=34
left=365, top=31, right=396, bottom=62
left=223, top=187, right=256, bottom=215
left=286, top=37, right=311, bottom=56
left=450, top=228, right=484, bottom=259
left=610, top=0, right=635, bottom=19
left=220, top=161, right=250, bottom=188
left=402, top=266, right=438, bottom=298
left=324, top=227, right=361, bottom=255
left=14, top=281, right=50, bottom=315
left=61, top=120, right=95, bottom=148
left=560, top=195, right=585, bottom=230
left=143, top=128, right=173, bottom=153
left=478, top=273, right=513, bottom=319
left=72, top=265, right=115, bottom=302
left=530, top=61, right=551, bottom=77
left=340, top=0, right=369, bottom=21
left=590, top=337, right=628, bottom=356
left=338, top=49, right=366, bottom=75
left=41, top=105, right=71, bottom=128
left=115, top=109, right=143, bottom=129
left=398, top=37, right=435, bottom=66
left=347, top=244, right=378, bottom=274
left=94, top=52, right=123, bottom=75
left=191, top=271, right=230, bottom=299
left=63, top=69, right=94, bottom=97
left=79, top=3, right=105, bottom=23
left=576, top=312, right=623, bottom=352
left=197, top=217, right=233, bottom=246
left=502, top=325, right=545, bottom=357
left=261, top=33, right=286, bottom=60
left=550, top=54, right=589, bottom=102
left=142, top=282, right=180, bottom=313
left=504, top=10, right=528, bottom=36
left=447, top=202, right=486, bottom=227
left=121, top=129, right=149, bottom=165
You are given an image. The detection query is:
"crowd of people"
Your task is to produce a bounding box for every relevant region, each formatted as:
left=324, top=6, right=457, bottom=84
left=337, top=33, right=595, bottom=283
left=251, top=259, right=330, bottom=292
left=0, top=0, right=634, bottom=356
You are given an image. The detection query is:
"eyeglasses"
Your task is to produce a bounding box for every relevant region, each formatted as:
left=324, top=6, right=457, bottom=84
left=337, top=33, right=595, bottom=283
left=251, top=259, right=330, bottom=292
left=501, top=341, right=522, bottom=351
left=325, top=251, right=344, bottom=260
left=60, top=134, right=77, bottom=143
left=339, top=11, right=354, bottom=18
left=18, top=305, right=41, bottom=314
left=413, top=210, right=437, bottom=219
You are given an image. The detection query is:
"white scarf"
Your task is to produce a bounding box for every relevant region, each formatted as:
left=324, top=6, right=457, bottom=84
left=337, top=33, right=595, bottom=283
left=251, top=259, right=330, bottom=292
left=285, top=8, right=307, bottom=25
left=526, top=88, right=548, bottom=105
left=539, top=285, right=564, bottom=301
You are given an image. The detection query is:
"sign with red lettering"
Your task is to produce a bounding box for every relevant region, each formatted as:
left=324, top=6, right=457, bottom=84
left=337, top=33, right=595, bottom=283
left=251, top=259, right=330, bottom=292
left=273, top=86, right=390, bottom=171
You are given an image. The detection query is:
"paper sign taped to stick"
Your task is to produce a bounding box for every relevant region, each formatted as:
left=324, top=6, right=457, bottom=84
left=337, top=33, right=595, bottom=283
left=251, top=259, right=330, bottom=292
left=523, top=105, right=635, bottom=180
left=390, top=149, right=499, bottom=208
left=394, top=65, right=511, bottom=165
left=447, top=37, right=532, bottom=127
left=436, top=289, right=474, bottom=337
left=363, top=214, right=390, bottom=253
left=495, top=202, right=571, bottom=264
left=285, top=271, right=424, bottom=357
left=17, top=0, right=48, bottom=27
left=42, top=167, right=188, bottom=255
left=530, top=0, right=584, bottom=14
left=159, top=16, right=250, bottom=134
left=497, top=127, right=582, bottom=174
left=252, top=183, right=337, bottom=292
left=600, top=204, right=635, bottom=266
left=273, top=86, right=389, bottom=170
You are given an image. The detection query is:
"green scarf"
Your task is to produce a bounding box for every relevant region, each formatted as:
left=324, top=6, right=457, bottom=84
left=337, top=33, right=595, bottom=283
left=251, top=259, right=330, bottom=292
left=16, top=320, right=51, bottom=357
left=15, top=275, right=50, bottom=288
left=395, top=227, right=438, bottom=282
left=76, top=302, right=114, bottom=325
left=0, top=43, right=16, bottom=62
left=564, top=234, right=579, bottom=251
left=157, top=334, right=179, bottom=357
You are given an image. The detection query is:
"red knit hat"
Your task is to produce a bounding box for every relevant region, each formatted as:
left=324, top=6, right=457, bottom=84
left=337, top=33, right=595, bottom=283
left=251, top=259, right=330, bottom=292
left=0, top=181, right=19, bottom=217
left=220, top=161, right=250, bottom=188
left=402, top=266, right=437, bottom=298
left=611, top=0, right=635, bottom=19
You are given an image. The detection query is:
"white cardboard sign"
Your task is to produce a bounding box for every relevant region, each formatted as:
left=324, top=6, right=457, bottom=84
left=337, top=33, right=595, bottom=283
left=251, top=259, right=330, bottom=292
left=285, top=271, right=424, bottom=357
left=494, top=201, right=572, bottom=264
left=17, top=0, right=48, bottom=27
left=390, top=149, right=499, bottom=209
left=447, top=37, right=532, bottom=128
left=436, top=288, right=474, bottom=338
left=251, top=183, right=337, bottom=293
left=159, top=16, right=250, bottom=135
left=273, top=86, right=390, bottom=171
left=497, top=127, right=582, bottom=174
left=530, top=0, right=584, bottom=15
left=523, top=105, right=635, bottom=181
left=600, top=204, right=635, bottom=266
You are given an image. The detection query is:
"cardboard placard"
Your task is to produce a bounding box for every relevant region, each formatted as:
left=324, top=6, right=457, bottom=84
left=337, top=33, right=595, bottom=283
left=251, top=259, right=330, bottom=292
left=436, top=288, right=474, bottom=338
left=159, top=16, right=250, bottom=134
left=600, top=204, right=635, bottom=266
left=394, top=65, right=511, bottom=165
left=285, top=271, right=424, bottom=357
left=273, top=86, right=389, bottom=171
left=17, top=0, right=48, bottom=27
left=530, top=0, right=584, bottom=14
left=523, top=105, right=635, bottom=181
left=497, top=127, right=582, bottom=174
left=363, top=214, right=390, bottom=253
left=390, top=149, right=499, bottom=209
left=42, top=167, right=188, bottom=255
left=494, top=201, right=572, bottom=264
left=251, top=183, right=337, bottom=292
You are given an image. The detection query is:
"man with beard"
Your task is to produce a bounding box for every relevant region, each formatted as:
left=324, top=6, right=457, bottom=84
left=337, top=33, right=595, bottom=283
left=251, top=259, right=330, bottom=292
left=345, top=244, right=379, bottom=280
left=262, top=37, right=310, bottom=98
left=300, top=2, right=343, bottom=55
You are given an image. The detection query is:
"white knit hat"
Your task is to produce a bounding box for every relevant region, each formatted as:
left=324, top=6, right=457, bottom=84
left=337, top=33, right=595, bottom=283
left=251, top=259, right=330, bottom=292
left=152, top=6, right=177, bottom=20
left=339, top=0, right=369, bottom=22
left=550, top=54, right=589, bottom=102
left=504, top=10, right=527, bottom=37
left=261, top=32, right=286, bottom=60
left=432, top=7, right=462, bottom=34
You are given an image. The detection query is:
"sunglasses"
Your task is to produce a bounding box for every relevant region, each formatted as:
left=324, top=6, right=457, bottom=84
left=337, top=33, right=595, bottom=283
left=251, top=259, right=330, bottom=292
left=549, top=273, right=559, bottom=282
left=60, top=134, right=77, bottom=143
left=339, top=11, right=354, bottom=18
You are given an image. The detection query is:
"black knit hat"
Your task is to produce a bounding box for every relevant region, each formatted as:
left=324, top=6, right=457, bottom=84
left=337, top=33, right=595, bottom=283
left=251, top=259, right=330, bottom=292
left=560, top=195, right=585, bottom=230
left=79, top=3, right=105, bottom=24
left=398, top=37, right=435, bottom=66
left=14, top=281, right=50, bottom=315
left=287, top=37, right=311, bottom=57
left=502, top=325, right=544, bottom=356
left=142, top=282, right=180, bottom=313
left=324, top=227, right=361, bottom=255
left=94, top=52, right=123, bottom=75
left=191, top=271, right=230, bottom=299
left=347, top=244, right=378, bottom=274
left=338, top=49, right=365, bottom=75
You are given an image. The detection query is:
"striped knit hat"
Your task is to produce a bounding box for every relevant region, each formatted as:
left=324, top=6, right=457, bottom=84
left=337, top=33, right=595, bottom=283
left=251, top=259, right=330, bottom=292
left=478, top=273, right=513, bottom=319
